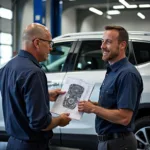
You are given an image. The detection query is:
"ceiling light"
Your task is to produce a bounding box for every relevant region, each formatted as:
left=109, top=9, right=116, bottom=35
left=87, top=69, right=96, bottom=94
left=69, top=0, right=76, bottom=1
left=106, top=15, right=112, bottom=19
left=107, top=10, right=120, bottom=15
left=139, top=4, right=150, bottom=8
left=119, top=0, right=129, bottom=7
left=119, top=0, right=137, bottom=8
left=137, top=12, right=145, bottom=19
left=127, top=5, right=137, bottom=8
left=0, top=7, right=12, bottom=19
left=89, top=7, right=103, bottom=15
left=113, top=5, right=125, bottom=9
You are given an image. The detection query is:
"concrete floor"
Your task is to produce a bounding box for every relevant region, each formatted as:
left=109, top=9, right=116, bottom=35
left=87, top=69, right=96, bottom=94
left=0, top=142, right=80, bottom=150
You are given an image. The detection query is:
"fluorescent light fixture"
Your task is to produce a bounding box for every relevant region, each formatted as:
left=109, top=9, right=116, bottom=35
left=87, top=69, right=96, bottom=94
left=0, top=45, right=12, bottom=58
left=139, top=4, right=150, bottom=8
left=0, top=33, right=12, bottom=45
left=107, top=10, right=120, bottom=15
left=106, top=15, right=112, bottom=19
left=119, top=0, right=137, bottom=8
left=127, top=5, right=137, bottom=8
left=137, top=12, right=145, bottom=19
left=69, top=0, right=76, bottom=1
left=0, top=45, right=12, bottom=65
left=89, top=7, right=103, bottom=15
left=119, top=0, right=129, bottom=7
left=0, top=7, right=12, bottom=19
left=113, top=5, right=125, bottom=9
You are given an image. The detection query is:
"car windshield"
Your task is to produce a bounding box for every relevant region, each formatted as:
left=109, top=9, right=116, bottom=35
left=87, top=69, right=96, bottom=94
left=40, top=42, right=73, bottom=72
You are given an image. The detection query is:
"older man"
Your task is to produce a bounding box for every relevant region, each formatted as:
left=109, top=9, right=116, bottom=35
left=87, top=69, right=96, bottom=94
left=0, top=23, right=71, bottom=150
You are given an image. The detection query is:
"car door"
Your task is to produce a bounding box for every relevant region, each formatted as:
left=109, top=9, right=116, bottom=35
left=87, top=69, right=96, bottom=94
left=60, top=39, right=106, bottom=146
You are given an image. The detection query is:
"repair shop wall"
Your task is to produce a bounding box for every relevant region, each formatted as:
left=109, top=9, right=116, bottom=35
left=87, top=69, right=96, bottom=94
left=62, top=8, right=77, bottom=34
left=94, top=9, right=150, bottom=31
left=19, top=0, right=51, bottom=49
left=21, top=0, right=77, bottom=36
left=0, top=0, right=12, bottom=64
left=80, top=15, right=95, bottom=32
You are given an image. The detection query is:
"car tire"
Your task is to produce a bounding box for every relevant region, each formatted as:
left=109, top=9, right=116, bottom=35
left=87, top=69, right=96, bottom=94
left=134, top=116, right=150, bottom=150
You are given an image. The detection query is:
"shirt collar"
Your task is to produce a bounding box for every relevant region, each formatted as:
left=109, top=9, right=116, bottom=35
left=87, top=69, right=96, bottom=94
left=18, top=50, right=42, bottom=68
left=108, top=57, right=128, bottom=72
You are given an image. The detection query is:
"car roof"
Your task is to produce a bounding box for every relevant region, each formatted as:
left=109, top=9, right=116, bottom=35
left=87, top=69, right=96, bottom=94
left=53, top=31, right=150, bottom=42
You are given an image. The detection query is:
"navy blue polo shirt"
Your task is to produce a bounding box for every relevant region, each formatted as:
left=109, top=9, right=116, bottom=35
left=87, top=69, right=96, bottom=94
left=0, top=50, right=53, bottom=141
left=95, top=58, right=143, bottom=135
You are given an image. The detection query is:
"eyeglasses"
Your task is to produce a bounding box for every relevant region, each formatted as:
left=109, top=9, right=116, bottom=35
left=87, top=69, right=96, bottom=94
left=33, top=38, right=54, bottom=48
left=39, top=38, right=54, bottom=48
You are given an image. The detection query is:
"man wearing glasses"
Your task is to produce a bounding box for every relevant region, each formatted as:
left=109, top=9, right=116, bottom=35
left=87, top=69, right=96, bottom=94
left=0, top=23, right=71, bottom=150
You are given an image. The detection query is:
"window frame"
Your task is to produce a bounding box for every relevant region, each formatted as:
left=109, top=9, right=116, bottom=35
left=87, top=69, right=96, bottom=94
left=72, top=39, right=136, bottom=71
left=0, top=32, right=13, bottom=65
left=0, top=7, right=13, bottom=66
left=73, top=39, right=103, bottom=71
left=131, top=40, right=150, bottom=65
left=42, top=40, right=78, bottom=73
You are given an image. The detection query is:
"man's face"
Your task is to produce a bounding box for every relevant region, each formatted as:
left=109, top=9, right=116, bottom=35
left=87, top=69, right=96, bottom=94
left=101, top=30, right=121, bottom=64
left=38, top=34, right=53, bottom=62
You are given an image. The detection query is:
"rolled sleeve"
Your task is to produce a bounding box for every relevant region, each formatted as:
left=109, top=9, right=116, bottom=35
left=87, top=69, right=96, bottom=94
left=23, top=71, right=52, bottom=131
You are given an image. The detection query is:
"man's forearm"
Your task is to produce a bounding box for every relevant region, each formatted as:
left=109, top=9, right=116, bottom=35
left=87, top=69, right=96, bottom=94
left=91, top=101, right=99, bottom=106
left=92, top=105, right=132, bottom=126
left=42, top=117, right=60, bottom=131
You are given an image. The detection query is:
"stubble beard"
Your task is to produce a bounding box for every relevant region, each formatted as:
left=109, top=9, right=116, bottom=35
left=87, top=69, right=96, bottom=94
left=102, top=47, right=120, bottom=62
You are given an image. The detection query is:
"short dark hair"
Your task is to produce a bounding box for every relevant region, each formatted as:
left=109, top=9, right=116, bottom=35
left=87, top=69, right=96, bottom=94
left=105, top=25, right=129, bottom=44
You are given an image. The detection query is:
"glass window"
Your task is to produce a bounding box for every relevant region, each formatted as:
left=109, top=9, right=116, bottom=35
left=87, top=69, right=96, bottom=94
left=132, top=42, right=150, bottom=64
left=0, top=45, right=12, bottom=65
left=75, top=40, right=107, bottom=71
left=41, top=42, right=73, bottom=73
left=0, top=32, right=12, bottom=45
left=0, top=7, right=12, bottom=20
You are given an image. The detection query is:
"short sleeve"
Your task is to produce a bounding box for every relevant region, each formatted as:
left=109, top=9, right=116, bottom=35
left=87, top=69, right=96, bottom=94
left=117, top=72, right=141, bottom=111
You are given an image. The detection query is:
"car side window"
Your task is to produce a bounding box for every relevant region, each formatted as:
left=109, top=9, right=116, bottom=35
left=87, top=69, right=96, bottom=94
left=132, top=41, right=150, bottom=65
left=41, top=42, right=73, bottom=73
left=75, top=40, right=107, bottom=71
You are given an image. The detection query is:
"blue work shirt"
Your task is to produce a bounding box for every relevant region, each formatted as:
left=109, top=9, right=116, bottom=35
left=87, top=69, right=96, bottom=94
left=0, top=50, right=52, bottom=141
left=95, top=58, right=143, bottom=135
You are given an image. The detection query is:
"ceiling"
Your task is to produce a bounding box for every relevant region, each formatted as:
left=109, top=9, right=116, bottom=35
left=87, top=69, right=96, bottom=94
left=63, top=0, right=150, bottom=11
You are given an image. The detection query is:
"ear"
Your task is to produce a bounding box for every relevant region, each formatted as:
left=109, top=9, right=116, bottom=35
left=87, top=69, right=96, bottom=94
left=120, top=41, right=126, bottom=50
left=33, top=39, right=40, bottom=49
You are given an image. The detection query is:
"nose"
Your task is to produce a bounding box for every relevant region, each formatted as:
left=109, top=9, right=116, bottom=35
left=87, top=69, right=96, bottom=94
left=49, top=47, right=53, bottom=52
left=101, top=41, right=106, bottom=49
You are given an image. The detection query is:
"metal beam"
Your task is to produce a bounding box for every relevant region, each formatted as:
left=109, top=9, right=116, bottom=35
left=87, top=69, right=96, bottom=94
left=33, top=0, right=46, bottom=25
left=50, top=0, right=63, bottom=38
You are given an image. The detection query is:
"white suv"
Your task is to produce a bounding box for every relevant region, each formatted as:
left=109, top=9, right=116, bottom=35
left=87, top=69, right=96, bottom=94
left=1, top=32, right=150, bottom=150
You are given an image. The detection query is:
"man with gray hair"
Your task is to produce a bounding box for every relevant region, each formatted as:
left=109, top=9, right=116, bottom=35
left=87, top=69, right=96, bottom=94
left=0, top=23, right=71, bottom=150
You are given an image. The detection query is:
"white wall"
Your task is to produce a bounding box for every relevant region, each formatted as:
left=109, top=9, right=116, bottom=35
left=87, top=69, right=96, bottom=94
left=80, top=15, right=95, bottom=32
left=62, top=8, right=76, bottom=34
left=21, top=0, right=33, bottom=33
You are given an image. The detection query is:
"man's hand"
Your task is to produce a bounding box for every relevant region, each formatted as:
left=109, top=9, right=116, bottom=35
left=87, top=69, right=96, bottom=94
left=58, top=113, right=71, bottom=126
left=49, top=89, right=65, bottom=102
left=42, top=113, right=71, bottom=131
left=78, top=100, right=95, bottom=113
